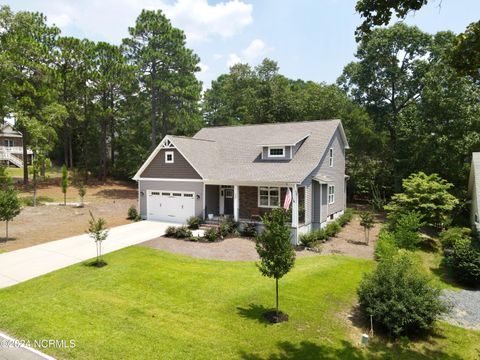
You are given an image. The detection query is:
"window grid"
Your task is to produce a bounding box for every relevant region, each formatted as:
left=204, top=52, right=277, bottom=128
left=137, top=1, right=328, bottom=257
left=328, top=185, right=335, bottom=204
left=258, top=186, right=280, bottom=208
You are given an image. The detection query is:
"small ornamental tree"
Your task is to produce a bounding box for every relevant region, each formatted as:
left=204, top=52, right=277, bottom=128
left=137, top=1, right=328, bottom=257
left=393, top=211, right=424, bottom=250
left=359, top=211, right=375, bottom=245
left=255, top=208, right=295, bottom=323
left=77, top=182, right=86, bottom=207
left=61, top=164, right=68, bottom=206
left=87, top=211, right=109, bottom=267
left=385, top=172, right=458, bottom=229
left=0, top=187, right=22, bottom=241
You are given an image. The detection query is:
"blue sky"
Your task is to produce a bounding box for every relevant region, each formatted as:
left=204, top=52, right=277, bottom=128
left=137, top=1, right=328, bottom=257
left=5, top=0, right=480, bottom=88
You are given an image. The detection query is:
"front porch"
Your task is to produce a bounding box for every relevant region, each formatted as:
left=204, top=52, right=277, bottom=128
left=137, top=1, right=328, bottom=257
left=204, top=184, right=305, bottom=227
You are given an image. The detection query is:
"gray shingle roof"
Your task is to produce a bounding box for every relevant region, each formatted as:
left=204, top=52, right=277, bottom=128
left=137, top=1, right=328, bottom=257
left=168, top=119, right=347, bottom=184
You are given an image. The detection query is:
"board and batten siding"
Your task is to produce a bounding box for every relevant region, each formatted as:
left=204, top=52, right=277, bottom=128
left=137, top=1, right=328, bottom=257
left=138, top=180, right=204, bottom=219
left=140, top=148, right=201, bottom=179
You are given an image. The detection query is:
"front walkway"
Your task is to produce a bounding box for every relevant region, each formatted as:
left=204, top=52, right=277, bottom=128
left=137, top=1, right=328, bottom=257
left=0, top=221, right=172, bottom=288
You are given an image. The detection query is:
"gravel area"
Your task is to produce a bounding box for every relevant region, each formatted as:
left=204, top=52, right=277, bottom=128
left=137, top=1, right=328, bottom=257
left=441, top=289, right=480, bottom=330
left=139, top=237, right=318, bottom=261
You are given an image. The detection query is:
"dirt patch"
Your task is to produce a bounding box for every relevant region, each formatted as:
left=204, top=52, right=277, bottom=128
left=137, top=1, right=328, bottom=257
left=319, top=216, right=382, bottom=260
left=140, top=236, right=318, bottom=261
left=0, top=180, right=138, bottom=252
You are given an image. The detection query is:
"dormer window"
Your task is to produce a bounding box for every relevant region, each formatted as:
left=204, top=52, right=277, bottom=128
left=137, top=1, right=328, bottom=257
left=269, top=147, right=284, bottom=157
left=329, top=148, right=333, bottom=167
left=165, top=151, right=174, bottom=163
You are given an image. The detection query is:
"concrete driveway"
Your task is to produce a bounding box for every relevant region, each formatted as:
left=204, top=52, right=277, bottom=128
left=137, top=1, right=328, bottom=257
left=0, top=220, right=173, bottom=289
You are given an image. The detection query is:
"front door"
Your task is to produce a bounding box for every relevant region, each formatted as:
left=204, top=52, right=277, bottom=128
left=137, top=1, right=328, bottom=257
left=223, top=188, right=234, bottom=216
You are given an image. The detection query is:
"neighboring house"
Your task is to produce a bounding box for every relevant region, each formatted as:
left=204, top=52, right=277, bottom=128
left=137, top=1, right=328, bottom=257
left=468, top=152, right=480, bottom=232
left=0, top=123, right=33, bottom=168
left=133, top=119, right=349, bottom=244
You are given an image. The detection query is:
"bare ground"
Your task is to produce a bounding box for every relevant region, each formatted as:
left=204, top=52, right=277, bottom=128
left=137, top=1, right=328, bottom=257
left=0, top=180, right=138, bottom=252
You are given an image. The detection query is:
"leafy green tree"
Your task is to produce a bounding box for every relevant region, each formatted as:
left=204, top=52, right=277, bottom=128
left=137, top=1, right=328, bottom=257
left=358, top=250, right=447, bottom=337
left=449, top=21, right=480, bottom=83
left=392, top=211, right=424, bottom=250
left=61, top=164, right=68, bottom=205
left=123, top=9, right=202, bottom=150
left=385, top=172, right=458, bottom=228
left=338, top=23, right=432, bottom=191
left=77, top=182, right=86, bottom=208
left=359, top=211, right=375, bottom=245
left=255, top=208, right=295, bottom=322
left=0, top=186, right=21, bottom=241
left=87, top=211, right=109, bottom=266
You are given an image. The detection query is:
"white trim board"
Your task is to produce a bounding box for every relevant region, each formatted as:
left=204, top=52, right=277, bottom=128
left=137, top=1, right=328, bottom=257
left=137, top=178, right=203, bottom=182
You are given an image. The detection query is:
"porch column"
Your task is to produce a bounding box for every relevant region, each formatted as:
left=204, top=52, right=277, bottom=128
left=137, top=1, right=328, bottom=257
left=291, top=184, right=299, bottom=228
left=233, top=185, right=239, bottom=222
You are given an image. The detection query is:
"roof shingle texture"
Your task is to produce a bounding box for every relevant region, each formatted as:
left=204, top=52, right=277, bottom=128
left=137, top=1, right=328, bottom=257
left=170, top=119, right=342, bottom=183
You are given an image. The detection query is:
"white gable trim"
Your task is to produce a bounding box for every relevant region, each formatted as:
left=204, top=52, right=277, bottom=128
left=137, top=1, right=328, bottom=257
left=132, top=135, right=204, bottom=181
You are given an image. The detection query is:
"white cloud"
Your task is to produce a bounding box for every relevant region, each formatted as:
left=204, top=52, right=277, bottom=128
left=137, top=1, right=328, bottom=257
left=14, top=0, right=253, bottom=44
left=213, top=53, right=224, bottom=61
left=198, top=62, right=209, bottom=74
left=226, top=39, right=272, bottom=68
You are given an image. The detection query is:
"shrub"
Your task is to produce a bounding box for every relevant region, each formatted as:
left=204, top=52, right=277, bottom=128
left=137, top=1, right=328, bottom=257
left=337, top=208, right=353, bottom=227
left=165, top=226, right=177, bottom=237
left=358, top=250, right=447, bottom=337
left=374, top=230, right=398, bottom=261
left=359, top=211, right=375, bottom=244
left=219, top=217, right=236, bottom=237
left=324, top=221, right=341, bottom=238
left=174, top=226, right=192, bottom=239
left=189, top=236, right=202, bottom=242
left=393, top=211, right=424, bottom=250
left=204, top=227, right=218, bottom=242
left=439, top=227, right=471, bottom=251
left=241, top=222, right=257, bottom=237
left=444, top=237, right=480, bottom=286
left=187, top=216, right=201, bottom=230
left=300, top=232, right=317, bottom=247
left=127, top=206, right=139, bottom=221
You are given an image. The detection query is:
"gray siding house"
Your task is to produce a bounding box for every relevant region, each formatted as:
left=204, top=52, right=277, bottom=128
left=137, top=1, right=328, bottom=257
left=468, top=152, right=480, bottom=232
left=133, top=119, right=349, bottom=244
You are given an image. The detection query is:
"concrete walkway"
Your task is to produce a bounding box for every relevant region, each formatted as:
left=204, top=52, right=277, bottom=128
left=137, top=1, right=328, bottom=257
left=0, top=220, right=172, bottom=289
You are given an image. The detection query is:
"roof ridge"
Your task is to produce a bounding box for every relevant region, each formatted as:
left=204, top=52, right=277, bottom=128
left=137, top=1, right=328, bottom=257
left=196, top=119, right=340, bottom=131
left=169, top=135, right=216, bottom=143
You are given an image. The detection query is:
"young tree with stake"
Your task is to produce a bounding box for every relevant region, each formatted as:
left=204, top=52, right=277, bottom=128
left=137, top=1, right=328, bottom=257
left=255, top=208, right=296, bottom=323
left=87, top=211, right=109, bottom=266
left=0, top=187, right=22, bottom=241
left=360, top=211, right=375, bottom=245
left=61, top=164, right=68, bottom=205
left=77, top=182, right=86, bottom=207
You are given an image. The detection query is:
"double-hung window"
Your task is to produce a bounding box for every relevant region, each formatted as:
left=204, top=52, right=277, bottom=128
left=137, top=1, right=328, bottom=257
left=328, top=185, right=335, bottom=204
left=258, top=186, right=280, bottom=208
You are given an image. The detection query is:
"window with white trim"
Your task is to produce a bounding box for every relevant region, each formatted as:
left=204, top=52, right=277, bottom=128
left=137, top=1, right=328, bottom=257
left=4, top=139, right=13, bottom=148
left=268, top=147, right=285, bottom=157
left=328, top=185, right=335, bottom=204
left=258, top=186, right=280, bottom=208
left=329, top=148, right=333, bottom=167
left=165, top=151, right=174, bottom=163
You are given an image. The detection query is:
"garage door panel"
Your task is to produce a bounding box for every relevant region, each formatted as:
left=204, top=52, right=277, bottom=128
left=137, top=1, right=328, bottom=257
left=147, top=190, right=195, bottom=223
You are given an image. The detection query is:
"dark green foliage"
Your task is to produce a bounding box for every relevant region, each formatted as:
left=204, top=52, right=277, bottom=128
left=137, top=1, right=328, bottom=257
left=127, top=206, right=139, bottom=221
left=392, top=211, right=424, bottom=250
left=443, top=233, right=480, bottom=286
left=165, top=226, right=177, bottom=237
left=256, top=208, right=295, bottom=317
left=324, top=221, right=341, bottom=238
left=374, top=230, right=398, bottom=261
left=439, top=227, right=471, bottom=251
left=204, top=227, right=218, bottom=242
left=77, top=182, right=86, bottom=207
left=0, top=186, right=22, bottom=240
left=337, top=208, right=354, bottom=226
left=300, top=210, right=353, bottom=247
left=186, top=216, right=201, bottom=230
left=218, top=217, right=237, bottom=238
left=359, top=211, right=375, bottom=244
left=87, top=211, right=109, bottom=265
left=299, top=231, right=318, bottom=248
left=189, top=236, right=202, bottom=242
left=241, top=222, right=257, bottom=238
left=61, top=164, right=68, bottom=205
left=358, top=251, right=447, bottom=337
left=173, top=226, right=192, bottom=239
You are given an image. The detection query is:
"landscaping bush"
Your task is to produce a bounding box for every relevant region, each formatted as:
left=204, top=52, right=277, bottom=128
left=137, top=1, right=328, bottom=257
left=444, top=237, right=480, bottom=286
left=374, top=230, right=398, bottom=261
left=219, top=217, right=237, bottom=237
left=127, top=206, right=139, bottom=221
left=300, top=231, right=317, bottom=247
left=358, top=250, right=447, bottom=337
left=241, top=222, right=257, bottom=237
left=165, top=226, right=177, bottom=237
left=393, top=211, right=424, bottom=250
left=189, top=236, right=202, bottom=242
left=324, top=221, right=341, bottom=238
left=204, top=227, right=218, bottom=242
left=174, top=226, right=192, bottom=239
left=300, top=212, right=351, bottom=247
left=337, top=208, right=353, bottom=227
left=439, top=227, right=471, bottom=251
left=187, top=216, right=201, bottom=230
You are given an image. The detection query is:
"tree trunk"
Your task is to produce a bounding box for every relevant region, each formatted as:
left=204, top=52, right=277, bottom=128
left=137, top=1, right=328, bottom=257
left=100, top=117, right=107, bottom=182
left=150, top=65, right=158, bottom=150
left=276, top=277, right=279, bottom=316
left=5, top=220, right=8, bottom=242
left=68, top=134, right=73, bottom=169
left=33, top=159, right=37, bottom=207
left=110, top=116, right=115, bottom=167
left=22, top=133, right=28, bottom=185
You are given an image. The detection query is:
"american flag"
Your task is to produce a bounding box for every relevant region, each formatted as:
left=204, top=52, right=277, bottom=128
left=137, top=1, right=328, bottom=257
left=283, top=188, right=292, bottom=209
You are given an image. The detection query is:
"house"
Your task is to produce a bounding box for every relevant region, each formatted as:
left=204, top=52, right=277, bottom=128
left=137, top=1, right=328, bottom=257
left=468, top=152, right=480, bottom=232
left=0, top=123, right=33, bottom=168
left=133, top=119, right=349, bottom=244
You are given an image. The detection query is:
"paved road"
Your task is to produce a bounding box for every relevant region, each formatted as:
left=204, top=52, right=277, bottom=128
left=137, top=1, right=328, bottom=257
left=0, top=220, right=172, bottom=288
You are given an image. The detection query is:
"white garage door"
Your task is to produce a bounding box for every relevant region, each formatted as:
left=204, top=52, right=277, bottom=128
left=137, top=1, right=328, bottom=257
left=147, top=190, right=195, bottom=223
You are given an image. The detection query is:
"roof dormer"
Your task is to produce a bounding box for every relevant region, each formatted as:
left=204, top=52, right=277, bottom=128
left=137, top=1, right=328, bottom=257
left=259, top=133, right=310, bottom=161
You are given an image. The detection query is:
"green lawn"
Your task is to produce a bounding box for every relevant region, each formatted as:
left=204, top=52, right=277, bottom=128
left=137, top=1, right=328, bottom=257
left=0, top=248, right=478, bottom=359
left=6, top=165, right=63, bottom=179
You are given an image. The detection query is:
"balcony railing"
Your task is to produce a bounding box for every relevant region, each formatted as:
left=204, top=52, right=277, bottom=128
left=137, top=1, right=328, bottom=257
left=0, top=146, right=33, bottom=155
